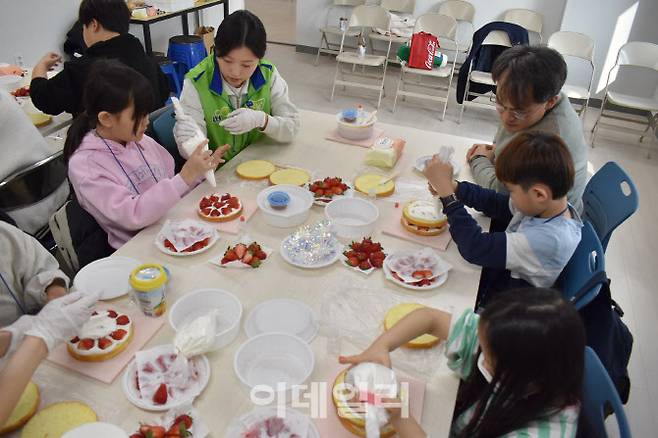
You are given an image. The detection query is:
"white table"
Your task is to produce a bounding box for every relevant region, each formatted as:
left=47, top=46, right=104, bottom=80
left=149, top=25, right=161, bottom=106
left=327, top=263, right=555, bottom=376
left=33, top=109, right=489, bottom=436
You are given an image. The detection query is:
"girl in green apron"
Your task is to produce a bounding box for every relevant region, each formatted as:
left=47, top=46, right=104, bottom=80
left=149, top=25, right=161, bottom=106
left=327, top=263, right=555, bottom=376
left=174, top=10, right=300, bottom=162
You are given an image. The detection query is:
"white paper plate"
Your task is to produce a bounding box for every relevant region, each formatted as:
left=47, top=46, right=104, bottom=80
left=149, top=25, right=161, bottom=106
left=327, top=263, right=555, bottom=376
left=73, top=256, right=141, bottom=300
left=226, top=406, right=320, bottom=438
left=414, top=154, right=462, bottom=177
left=305, top=181, right=354, bottom=207
left=62, top=422, right=129, bottom=438
left=155, top=230, right=219, bottom=257
left=383, top=262, right=448, bottom=291
left=244, top=299, right=318, bottom=343
left=122, top=351, right=210, bottom=411
left=279, top=238, right=341, bottom=269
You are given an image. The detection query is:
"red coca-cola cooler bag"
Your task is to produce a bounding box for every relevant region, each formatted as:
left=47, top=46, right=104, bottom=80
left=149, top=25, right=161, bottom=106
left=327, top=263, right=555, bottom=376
left=408, top=32, right=439, bottom=70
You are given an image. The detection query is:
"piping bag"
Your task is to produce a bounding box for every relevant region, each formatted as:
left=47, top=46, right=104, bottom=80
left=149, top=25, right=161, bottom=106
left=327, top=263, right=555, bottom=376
left=171, top=96, right=217, bottom=187
left=345, top=363, right=398, bottom=438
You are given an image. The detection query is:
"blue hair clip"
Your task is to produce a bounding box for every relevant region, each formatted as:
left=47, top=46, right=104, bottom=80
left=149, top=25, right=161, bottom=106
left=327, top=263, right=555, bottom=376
left=246, top=100, right=253, bottom=108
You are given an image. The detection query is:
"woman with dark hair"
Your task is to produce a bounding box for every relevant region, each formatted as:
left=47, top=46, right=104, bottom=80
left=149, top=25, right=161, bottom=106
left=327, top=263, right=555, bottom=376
left=65, top=60, right=227, bottom=250
left=341, top=288, right=585, bottom=437
left=174, top=10, right=300, bottom=162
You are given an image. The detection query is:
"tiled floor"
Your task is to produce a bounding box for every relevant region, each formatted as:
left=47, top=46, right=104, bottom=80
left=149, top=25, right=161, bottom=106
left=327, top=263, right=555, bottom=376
left=264, top=42, right=658, bottom=437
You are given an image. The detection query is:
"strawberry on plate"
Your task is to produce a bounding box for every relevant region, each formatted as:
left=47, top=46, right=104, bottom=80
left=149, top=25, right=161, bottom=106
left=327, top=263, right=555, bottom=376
left=342, top=237, right=386, bottom=275
left=198, top=192, right=243, bottom=222
left=220, top=241, right=269, bottom=268
left=308, top=177, right=351, bottom=204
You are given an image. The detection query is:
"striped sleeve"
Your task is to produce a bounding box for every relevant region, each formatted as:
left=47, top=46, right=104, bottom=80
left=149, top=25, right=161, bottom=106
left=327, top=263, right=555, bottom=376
left=500, top=405, right=580, bottom=438
left=445, top=309, right=480, bottom=380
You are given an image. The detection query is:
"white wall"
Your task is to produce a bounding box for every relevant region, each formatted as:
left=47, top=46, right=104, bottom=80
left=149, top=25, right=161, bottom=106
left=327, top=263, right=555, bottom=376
left=296, top=0, right=567, bottom=48
left=560, top=0, right=658, bottom=99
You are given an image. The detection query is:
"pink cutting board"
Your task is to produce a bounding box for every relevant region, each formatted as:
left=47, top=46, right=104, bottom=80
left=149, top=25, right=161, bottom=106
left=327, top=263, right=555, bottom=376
left=381, top=204, right=452, bottom=251
left=314, top=364, right=426, bottom=437
left=47, top=303, right=165, bottom=384
left=213, top=199, right=258, bottom=235
left=326, top=129, right=386, bottom=148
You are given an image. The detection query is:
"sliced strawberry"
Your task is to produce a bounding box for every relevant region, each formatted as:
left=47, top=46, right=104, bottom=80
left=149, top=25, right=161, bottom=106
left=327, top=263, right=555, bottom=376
left=142, top=362, right=155, bottom=373
left=107, top=310, right=118, bottom=318
left=116, top=315, right=130, bottom=325
left=220, top=193, right=231, bottom=201
left=412, top=270, right=425, bottom=279
left=228, top=197, right=240, bottom=208
left=153, top=383, right=168, bottom=405
left=140, top=425, right=166, bottom=438
left=70, top=336, right=80, bottom=343
left=78, top=338, right=94, bottom=350
left=223, top=248, right=239, bottom=261
left=242, top=251, right=253, bottom=264
left=209, top=195, right=219, bottom=202
left=111, top=329, right=127, bottom=340
left=98, top=337, right=113, bottom=350
left=359, top=260, right=372, bottom=270
left=210, top=209, right=220, bottom=217
left=234, top=243, right=247, bottom=258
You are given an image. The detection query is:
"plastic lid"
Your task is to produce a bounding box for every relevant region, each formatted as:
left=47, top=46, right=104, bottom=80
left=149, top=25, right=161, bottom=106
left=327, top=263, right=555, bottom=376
left=130, top=264, right=167, bottom=291
left=267, top=191, right=291, bottom=208
left=342, top=108, right=357, bottom=120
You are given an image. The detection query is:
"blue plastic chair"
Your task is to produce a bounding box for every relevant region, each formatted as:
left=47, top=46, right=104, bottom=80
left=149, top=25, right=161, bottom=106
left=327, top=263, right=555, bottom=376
left=149, top=105, right=185, bottom=172
left=559, top=222, right=606, bottom=309
left=167, top=35, right=207, bottom=84
left=582, top=162, right=639, bottom=252
left=583, top=346, right=632, bottom=438
left=159, top=60, right=181, bottom=97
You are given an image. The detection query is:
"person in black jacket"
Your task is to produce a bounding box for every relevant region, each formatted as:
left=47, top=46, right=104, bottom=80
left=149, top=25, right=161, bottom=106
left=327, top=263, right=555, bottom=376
left=30, top=0, right=169, bottom=116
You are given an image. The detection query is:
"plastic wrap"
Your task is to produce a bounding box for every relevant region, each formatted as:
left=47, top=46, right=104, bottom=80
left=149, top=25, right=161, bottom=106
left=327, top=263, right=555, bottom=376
left=319, top=279, right=450, bottom=380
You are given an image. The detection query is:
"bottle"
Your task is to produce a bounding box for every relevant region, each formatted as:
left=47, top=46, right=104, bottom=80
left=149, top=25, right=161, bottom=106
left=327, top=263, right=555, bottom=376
left=357, top=34, right=367, bottom=58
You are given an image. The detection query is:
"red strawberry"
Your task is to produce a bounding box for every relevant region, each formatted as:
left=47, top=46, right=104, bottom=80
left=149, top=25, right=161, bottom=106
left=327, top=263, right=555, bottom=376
left=228, top=197, right=240, bottom=208
left=78, top=338, right=94, bottom=350
left=142, top=363, right=155, bottom=373
left=220, top=193, right=231, bottom=201
left=172, top=415, right=193, bottom=429
left=255, top=250, right=267, bottom=260
left=234, top=243, right=247, bottom=258
left=130, top=434, right=145, bottom=438
left=248, top=242, right=262, bottom=252
left=107, top=310, right=118, bottom=318
left=249, top=258, right=261, bottom=268
left=359, top=260, right=372, bottom=271
left=209, top=195, right=219, bottom=202
left=242, top=251, right=253, bottom=264
left=356, top=252, right=368, bottom=261
left=111, top=329, right=127, bottom=340
left=98, top=337, right=113, bottom=350
left=91, top=311, right=98, bottom=316
left=140, top=425, right=166, bottom=438
left=116, top=315, right=130, bottom=325
left=412, top=270, right=425, bottom=279
left=347, top=256, right=360, bottom=267
left=210, top=209, right=220, bottom=217
left=371, top=258, right=384, bottom=268
left=223, top=248, right=239, bottom=261
left=331, top=186, right=344, bottom=195
left=70, top=336, right=79, bottom=343
left=153, top=383, right=168, bottom=405
left=343, top=250, right=357, bottom=259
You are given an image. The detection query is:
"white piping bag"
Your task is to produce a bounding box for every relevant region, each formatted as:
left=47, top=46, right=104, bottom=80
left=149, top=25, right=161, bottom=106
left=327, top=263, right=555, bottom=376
left=171, top=96, right=217, bottom=187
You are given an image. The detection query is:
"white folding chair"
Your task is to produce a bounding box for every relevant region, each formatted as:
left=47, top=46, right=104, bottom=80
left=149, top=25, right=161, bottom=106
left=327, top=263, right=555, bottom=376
left=548, top=31, right=595, bottom=119
left=368, top=0, right=416, bottom=64
left=393, top=13, right=458, bottom=120
left=315, top=0, right=367, bottom=66
left=502, top=8, right=543, bottom=43
left=331, top=5, right=392, bottom=108
left=592, top=41, right=658, bottom=156
left=437, top=0, right=475, bottom=60
left=458, top=30, right=511, bottom=124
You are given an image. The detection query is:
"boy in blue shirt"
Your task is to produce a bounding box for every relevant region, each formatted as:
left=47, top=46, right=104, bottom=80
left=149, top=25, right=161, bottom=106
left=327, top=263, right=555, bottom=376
left=423, top=132, right=582, bottom=300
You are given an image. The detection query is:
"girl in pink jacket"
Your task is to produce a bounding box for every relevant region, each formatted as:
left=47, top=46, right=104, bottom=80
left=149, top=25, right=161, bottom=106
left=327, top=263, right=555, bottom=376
left=65, top=60, right=227, bottom=249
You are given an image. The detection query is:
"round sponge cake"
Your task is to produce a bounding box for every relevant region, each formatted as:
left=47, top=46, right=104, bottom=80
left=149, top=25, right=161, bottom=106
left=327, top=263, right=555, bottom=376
left=384, top=303, right=440, bottom=349
left=21, top=401, right=97, bottom=438
left=0, top=381, right=39, bottom=435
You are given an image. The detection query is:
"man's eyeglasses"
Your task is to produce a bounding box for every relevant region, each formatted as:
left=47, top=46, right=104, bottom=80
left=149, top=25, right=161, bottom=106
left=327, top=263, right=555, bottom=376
left=494, top=97, right=531, bottom=121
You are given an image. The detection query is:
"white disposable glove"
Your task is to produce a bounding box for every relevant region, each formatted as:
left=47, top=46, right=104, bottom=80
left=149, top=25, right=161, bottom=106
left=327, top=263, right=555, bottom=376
left=174, top=112, right=202, bottom=151
left=0, top=315, right=35, bottom=358
left=219, top=108, right=267, bottom=135
left=25, top=290, right=100, bottom=352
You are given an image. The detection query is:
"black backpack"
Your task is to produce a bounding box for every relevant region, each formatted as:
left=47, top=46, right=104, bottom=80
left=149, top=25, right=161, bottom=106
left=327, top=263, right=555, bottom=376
left=575, top=272, right=633, bottom=403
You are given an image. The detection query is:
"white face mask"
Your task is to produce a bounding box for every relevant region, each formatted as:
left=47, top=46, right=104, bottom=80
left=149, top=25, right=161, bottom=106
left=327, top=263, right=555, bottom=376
left=477, top=352, right=494, bottom=383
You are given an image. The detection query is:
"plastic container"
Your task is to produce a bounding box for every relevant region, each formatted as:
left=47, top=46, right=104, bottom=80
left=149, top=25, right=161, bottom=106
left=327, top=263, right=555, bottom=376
left=233, top=333, right=315, bottom=397
left=325, top=198, right=379, bottom=239
left=129, top=264, right=168, bottom=317
left=256, top=185, right=313, bottom=228
left=168, top=288, right=242, bottom=351
left=336, top=112, right=376, bottom=140
left=244, top=298, right=318, bottom=343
